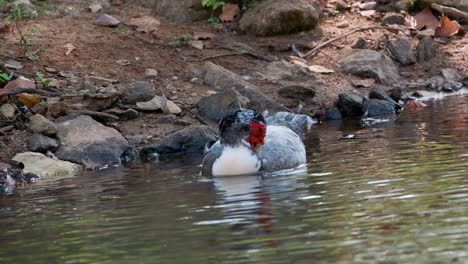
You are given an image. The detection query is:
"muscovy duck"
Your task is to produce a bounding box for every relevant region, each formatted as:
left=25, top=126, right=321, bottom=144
left=202, top=109, right=314, bottom=176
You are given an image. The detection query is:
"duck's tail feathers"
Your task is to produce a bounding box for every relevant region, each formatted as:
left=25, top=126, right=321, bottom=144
left=265, top=112, right=317, bottom=138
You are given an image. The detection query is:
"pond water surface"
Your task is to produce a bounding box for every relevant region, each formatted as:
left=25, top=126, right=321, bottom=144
left=0, top=94, right=467, bottom=264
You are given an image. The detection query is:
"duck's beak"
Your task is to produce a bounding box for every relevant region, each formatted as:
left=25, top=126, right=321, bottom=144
left=250, top=142, right=262, bottom=156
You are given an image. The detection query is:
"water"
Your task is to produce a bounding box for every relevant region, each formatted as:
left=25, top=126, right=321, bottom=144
left=0, top=94, right=467, bottom=264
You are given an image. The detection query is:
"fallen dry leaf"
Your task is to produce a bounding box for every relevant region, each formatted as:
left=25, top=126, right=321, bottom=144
left=220, top=4, right=240, bottom=22
left=0, top=21, right=12, bottom=33
left=435, top=16, right=461, bottom=37
left=351, top=78, right=375, bottom=88
left=193, top=31, right=216, bottom=40
left=15, top=93, right=41, bottom=108
left=126, top=16, right=160, bottom=33
left=308, top=65, right=335, bottom=74
left=406, top=100, right=426, bottom=111
left=414, top=7, right=439, bottom=31
left=64, top=43, right=75, bottom=56
left=289, top=56, right=307, bottom=64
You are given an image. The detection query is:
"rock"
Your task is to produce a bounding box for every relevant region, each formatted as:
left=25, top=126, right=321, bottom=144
left=4, top=76, right=35, bottom=90
left=389, top=88, right=403, bottom=102
left=55, top=114, right=131, bottom=166
left=381, top=13, right=405, bottom=25
left=140, top=125, right=218, bottom=156
left=325, top=107, right=343, bottom=120
left=12, top=152, right=82, bottom=178
left=80, top=80, right=98, bottom=93
left=152, top=0, right=210, bottom=21
left=351, top=37, right=367, bottom=49
left=31, top=101, right=48, bottom=115
left=442, top=81, right=463, bottom=92
left=264, top=60, right=316, bottom=81
left=165, top=100, right=182, bottom=115
left=27, top=134, right=59, bottom=153
left=336, top=0, right=351, bottom=11
left=154, top=115, right=192, bottom=126
left=337, top=21, right=349, bottom=28
left=278, top=85, right=316, bottom=101
left=339, top=49, right=399, bottom=84
left=369, top=86, right=400, bottom=107
left=197, top=89, right=250, bottom=121
left=144, top=68, right=158, bottom=78
left=337, top=93, right=365, bottom=117
left=26, top=114, right=57, bottom=136
left=194, top=62, right=289, bottom=113
left=359, top=1, right=377, bottom=10
left=388, top=38, right=416, bottom=65
left=362, top=99, right=395, bottom=116
left=88, top=4, right=102, bottom=13
left=417, top=36, right=435, bottom=62
left=104, top=108, right=139, bottom=120
left=47, top=100, right=68, bottom=118
left=121, top=81, right=156, bottom=104
left=441, top=68, right=460, bottom=81
left=239, top=0, right=321, bottom=36
left=93, top=14, right=120, bottom=27
left=136, top=95, right=166, bottom=111
left=0, top=103, right=17, bottom=120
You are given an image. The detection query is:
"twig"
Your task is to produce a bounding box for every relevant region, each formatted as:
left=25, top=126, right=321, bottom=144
left=66, top=110, right=119, bottom=120
left=0, top=88, right=62, bottom=97
left=431, top=3, right=468, bottom=19
left=301, top=26, right=407, bottom=59
left=192, top=51, right=250, bottom=62
left=0, top=125, right=14, bottom=134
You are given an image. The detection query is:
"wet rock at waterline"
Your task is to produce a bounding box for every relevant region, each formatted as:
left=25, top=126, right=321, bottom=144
left=26, top=114, right=57, bottom=136
left=121, top=81, right=156, bottom=105
left=325, top=107, right=343, bottom=120
left=369, top=86, right=401, bottom=108
left=55, top=114, right=131, bottom=167
left=339, top=49, right=399, bottom=84
left=12, top=152, right=82, bottom=178
left=27, top=134, right=59, bottom=153
left=362, top=99, right=395, bottom=117
left=337, top=93, right=365, bottom=117
left=417, top=36, right=436, bottom=62
left=388, top=38, right=416, bottom=65
left=197, top=89, right=250, bottom=121
left=141, top=125, right=217, bottom=157
left=239, top=0, right=321, bottom=36
left=194, top=62, right=289, bottom=113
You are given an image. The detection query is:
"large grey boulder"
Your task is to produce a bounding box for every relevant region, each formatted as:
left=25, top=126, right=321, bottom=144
left=240, top=0, right=321, bottom=36
left=197, top=89, right=250, bottom=121
left=55, top=114, right=131, bottom=167
left=340, top=49, right=400, bottom=84
left=194, top=62, right=289, bottom=113
left=140, top=125, right=218, bottom=156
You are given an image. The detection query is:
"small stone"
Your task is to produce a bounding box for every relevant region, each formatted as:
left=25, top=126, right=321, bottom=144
left=144, top=68, right=158, bottom=78
left=382, top=13, right=405, bottom=25
left=93, top=13, right=120, bottom=27
left=336, top=0, right=350, bottom=11
left=26, top=114, right=57, bottom=136
left=121, top=81, right=156, bottom=104
left=165, top=100, right=182, bottom=115
left=0, top=103, right=17, bottom=120
left=417, top=36, right=435, bottom=62
left=337, top=21, right=349, bottom=28
left=80, top=80, right=97, bottom=92
left=171, top=76, right=179, bottom=81
left=337, top=93, right=365, bottom=117
left=190, top=77, right=198, bottom=83
left=359, top=1, right=377, bottom=10
left=48, top=79, right=61, bottom=88
left=136, top=95, right=166, bottom=111
left=88, top=3, right=102, bottom=13
left=31, top=101, right=48, bottom=115
left=105, top=108, right=139, bottom=121
left=4, top=60, right=23, bottom=70
left=47, top=100, right=68, bottom=118
left=351, top=37, right=367, bottom=49
left=4, top=76, right=35, bottom=90
left=27, top=134, right=59, bottom=153
left=362, top=99, right=395, bottom=116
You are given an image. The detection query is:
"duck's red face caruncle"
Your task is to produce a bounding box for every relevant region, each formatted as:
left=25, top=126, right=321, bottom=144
left=247, top=120, right=266, bottom=154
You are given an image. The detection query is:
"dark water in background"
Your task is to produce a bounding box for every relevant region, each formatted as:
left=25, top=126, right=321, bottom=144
left=0, top=94, right=467, bottom=264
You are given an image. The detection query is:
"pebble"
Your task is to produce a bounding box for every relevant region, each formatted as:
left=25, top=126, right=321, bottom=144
left=171, top=76, right=179, bottom=81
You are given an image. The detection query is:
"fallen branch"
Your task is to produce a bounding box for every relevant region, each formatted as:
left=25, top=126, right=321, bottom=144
left=66, top=110, right=119, bottom=120
left=0, top=125, right=14, bottom=134
left=431, top=3, right=468, bottom=19
left=301, top=26, right=407, bottom=59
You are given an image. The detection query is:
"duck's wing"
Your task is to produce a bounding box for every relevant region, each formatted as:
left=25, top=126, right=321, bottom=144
left=265, top=112, right=315, bottom=138
left=201, top=141, right=223, bottom=176
left=261, top=125, right=306, bottom=172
